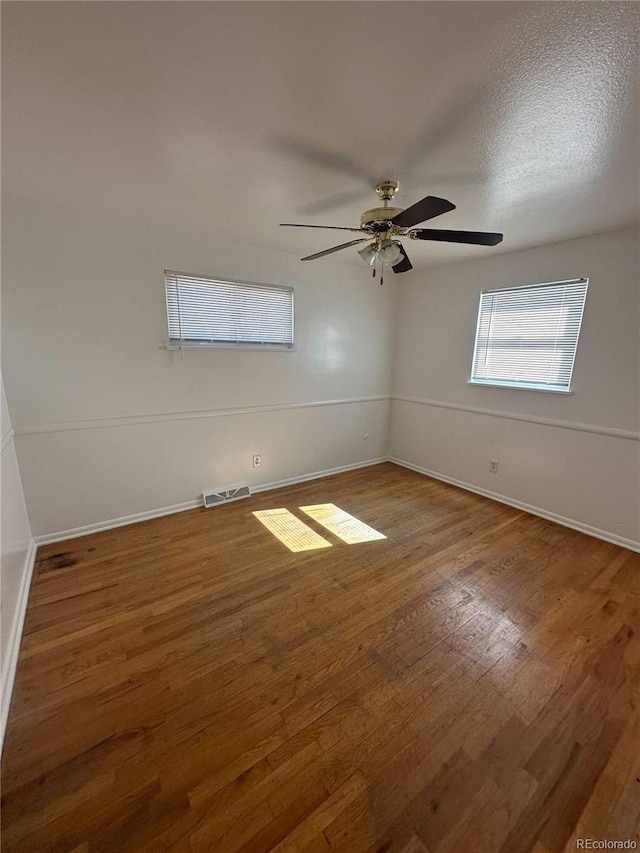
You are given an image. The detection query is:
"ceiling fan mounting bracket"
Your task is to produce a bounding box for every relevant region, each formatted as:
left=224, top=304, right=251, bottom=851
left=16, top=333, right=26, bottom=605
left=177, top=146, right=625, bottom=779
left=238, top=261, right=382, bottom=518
left=375, top=180, right=399, bottom=202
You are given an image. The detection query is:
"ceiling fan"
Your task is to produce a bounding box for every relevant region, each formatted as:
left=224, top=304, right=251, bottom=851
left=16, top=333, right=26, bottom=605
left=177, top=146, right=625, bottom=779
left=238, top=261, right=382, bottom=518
left=281, top=181, right=503, bottom=283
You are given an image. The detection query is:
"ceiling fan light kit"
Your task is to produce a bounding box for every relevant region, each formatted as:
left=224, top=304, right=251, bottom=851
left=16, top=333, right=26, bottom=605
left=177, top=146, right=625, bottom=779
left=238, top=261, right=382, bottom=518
left=281, top=180, right=503, bottom=282
left=357, top=243, right=377, bottom=266
left=377, top=240, right=403, bottom=265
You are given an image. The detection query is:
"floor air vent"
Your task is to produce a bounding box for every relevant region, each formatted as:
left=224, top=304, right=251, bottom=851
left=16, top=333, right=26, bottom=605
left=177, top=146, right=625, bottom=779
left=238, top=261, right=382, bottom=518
left=203, top=483, right=251, bottom=508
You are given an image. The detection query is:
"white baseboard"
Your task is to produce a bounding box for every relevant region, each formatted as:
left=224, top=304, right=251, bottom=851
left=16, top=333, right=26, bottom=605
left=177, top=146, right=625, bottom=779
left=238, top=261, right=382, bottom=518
left=34, top=454, right=639, bottom=553
left=389, top=456, right=640, bottom=554
left=1, top=538, right=37, bottom=753
left=34, top=457, right=388, bottom=545
left=251, top=457, right=387, bottom=496
left=34, top=500, right=201, bottom=545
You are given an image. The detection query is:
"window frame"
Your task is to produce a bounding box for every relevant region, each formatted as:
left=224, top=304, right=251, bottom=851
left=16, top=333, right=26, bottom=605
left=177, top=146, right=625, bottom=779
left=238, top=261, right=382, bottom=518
left=468, top=277, right=589, bottom=394
left=164, top=270, right=295, bottom=351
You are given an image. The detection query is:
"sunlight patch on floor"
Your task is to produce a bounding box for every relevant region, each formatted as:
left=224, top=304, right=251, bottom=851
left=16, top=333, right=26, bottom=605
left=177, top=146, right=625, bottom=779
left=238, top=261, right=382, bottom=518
left=299, top=503, right=386, bottom=544
left=252, top=508, right=332, bottom=552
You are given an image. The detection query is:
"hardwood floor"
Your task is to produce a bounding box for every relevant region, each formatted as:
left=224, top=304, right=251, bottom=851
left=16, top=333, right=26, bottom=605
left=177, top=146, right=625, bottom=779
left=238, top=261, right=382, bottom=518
left=2, top=462, right=639, bottom=852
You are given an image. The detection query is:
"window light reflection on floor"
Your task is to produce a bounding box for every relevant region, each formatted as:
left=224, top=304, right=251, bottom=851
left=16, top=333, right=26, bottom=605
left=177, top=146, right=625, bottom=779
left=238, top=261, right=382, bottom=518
left=299, top=504, right=386, bottom=544
left=252, top=508, right=332, bottom=552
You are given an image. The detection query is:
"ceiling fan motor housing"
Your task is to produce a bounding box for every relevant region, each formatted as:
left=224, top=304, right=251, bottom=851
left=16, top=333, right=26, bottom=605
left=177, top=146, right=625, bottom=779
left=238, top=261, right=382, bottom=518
left=360, top=206, right=404, bottom=232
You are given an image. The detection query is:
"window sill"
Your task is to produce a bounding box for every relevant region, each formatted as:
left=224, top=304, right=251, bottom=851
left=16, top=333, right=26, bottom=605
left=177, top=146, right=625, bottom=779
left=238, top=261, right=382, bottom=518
left=467, top=379, right=574, bottom=395
left=164, top=342, right=296, bottom=352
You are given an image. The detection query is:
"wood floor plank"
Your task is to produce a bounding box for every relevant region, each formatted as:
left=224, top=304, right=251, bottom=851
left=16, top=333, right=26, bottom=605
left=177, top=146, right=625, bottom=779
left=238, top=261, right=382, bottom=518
left=2, top=463, right=639, bottom=852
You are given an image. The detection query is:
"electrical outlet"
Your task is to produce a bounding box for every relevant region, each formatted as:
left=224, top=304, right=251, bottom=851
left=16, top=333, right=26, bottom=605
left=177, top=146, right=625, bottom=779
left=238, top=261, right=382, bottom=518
left=253, top=455, right=262, bottom=468
left=489, top=460, right=499, bottom=473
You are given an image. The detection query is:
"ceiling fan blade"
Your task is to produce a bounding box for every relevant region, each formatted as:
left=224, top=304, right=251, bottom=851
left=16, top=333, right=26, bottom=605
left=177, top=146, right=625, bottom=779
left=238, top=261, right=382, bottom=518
left=281, top=223, right=364, bottom=233
left=392, top=245, right=413, bottom=273
left=301, top=239, right=368, bottom=261
left=399, top=85, right=484, bottom=176
left=410, top=228, right=503, bottom=246
left=391, top=196, right=456, bottom=229
left=273, top=136, right=373, bottom=183
left=301, top=188, right=371, bottom=216
left=411, top=171, right=483, bottom=188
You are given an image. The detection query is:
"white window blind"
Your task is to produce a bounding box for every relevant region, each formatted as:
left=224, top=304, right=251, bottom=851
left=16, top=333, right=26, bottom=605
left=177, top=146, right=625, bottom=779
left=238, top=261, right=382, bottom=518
left=165, top=271, right=294, bottom=348
left=470, top=278, right=588, bottom=392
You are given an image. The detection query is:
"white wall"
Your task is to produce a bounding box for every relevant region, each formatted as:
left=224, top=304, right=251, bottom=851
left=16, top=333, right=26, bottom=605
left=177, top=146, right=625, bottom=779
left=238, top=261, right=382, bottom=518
left=2, top=196, right=396, bottom=539
left=390, top=226, right=640, bottom=549
left=1, top=375, right=35, bottom=743
left=3, top=195, right=638, bottom=550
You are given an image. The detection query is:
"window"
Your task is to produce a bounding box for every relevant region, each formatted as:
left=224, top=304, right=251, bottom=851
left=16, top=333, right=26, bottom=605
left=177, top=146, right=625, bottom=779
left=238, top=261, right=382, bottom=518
left=470, top=278, right=588, bottom=392
left=165, top=271, right=294, bottom=349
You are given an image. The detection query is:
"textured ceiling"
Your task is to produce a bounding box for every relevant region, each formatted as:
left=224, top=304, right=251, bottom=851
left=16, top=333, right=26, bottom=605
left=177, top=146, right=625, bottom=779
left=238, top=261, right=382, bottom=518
left=2, top=1, right=639, bottom=269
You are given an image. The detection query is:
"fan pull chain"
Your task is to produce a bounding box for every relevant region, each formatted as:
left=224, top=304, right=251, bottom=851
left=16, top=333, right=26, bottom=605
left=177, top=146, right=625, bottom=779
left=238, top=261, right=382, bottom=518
left=372, top=266, right=376, bottom=279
